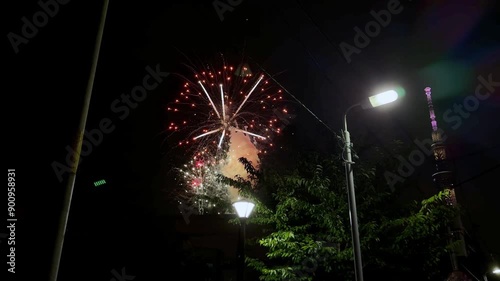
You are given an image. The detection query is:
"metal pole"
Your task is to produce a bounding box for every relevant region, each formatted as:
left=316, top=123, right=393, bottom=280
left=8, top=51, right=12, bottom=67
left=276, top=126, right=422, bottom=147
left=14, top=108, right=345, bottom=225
left=49, top=1, right=109, bottom=281
left=242, top=220, right=246, bottom=281
left=237, top=218, right=247, bottom=281
left=343, top=108, right=364, bottom=281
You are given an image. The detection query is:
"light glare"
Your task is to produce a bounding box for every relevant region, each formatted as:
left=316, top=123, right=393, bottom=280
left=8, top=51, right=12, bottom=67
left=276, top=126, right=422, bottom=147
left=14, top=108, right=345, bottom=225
left=233, top=200, right=255, bottom=218
left=369, top=90, right=398, bottom=108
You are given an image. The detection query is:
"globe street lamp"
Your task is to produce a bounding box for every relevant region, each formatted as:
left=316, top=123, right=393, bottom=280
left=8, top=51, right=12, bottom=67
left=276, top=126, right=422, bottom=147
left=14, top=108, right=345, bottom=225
left=232, top=199, right=255, bottom=281
left=343, top=90, right=399, bottom=281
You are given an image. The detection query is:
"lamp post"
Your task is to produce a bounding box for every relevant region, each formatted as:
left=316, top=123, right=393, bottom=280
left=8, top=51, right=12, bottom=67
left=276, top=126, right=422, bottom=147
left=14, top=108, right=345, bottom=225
left=342, top=90, right=399, bottom=281
left=232, top=199, right=255, bottom=281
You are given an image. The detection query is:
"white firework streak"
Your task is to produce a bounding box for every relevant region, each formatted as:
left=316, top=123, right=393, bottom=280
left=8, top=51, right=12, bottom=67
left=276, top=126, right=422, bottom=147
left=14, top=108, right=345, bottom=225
left=193, top=75, right=266, bottom=148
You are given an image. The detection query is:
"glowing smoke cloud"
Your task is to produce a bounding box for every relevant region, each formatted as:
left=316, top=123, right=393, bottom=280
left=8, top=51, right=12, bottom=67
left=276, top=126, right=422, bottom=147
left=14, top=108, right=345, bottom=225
left=220, top=127, right=260, bottom=202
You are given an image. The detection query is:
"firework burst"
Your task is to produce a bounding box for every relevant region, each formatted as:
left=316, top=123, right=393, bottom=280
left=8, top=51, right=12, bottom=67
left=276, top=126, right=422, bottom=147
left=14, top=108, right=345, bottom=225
left=166, top=61, right=290, bottom=155
left=176, top=151, right=232, bottom=214
left=166, top=56, right=295, bottom=206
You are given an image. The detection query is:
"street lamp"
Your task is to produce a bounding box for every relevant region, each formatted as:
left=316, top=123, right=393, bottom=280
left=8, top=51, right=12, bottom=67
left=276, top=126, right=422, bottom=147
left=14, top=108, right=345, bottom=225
left=342, top=89, right=399, bottom=281
left=232, top=199, right=255, bottom=281
left=483, top=265, right=500, bottom=280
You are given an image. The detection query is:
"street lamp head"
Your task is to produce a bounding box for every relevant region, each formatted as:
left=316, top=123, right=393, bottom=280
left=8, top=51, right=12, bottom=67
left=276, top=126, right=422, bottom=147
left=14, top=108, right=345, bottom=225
left=364, top=90, right=399, bottom=108
left=232, top=199, right=255, bottom=218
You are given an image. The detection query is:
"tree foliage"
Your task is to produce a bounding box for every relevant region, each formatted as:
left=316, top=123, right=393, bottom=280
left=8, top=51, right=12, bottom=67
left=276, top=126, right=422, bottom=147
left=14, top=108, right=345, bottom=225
left=221, top=152, right=460, bottom=280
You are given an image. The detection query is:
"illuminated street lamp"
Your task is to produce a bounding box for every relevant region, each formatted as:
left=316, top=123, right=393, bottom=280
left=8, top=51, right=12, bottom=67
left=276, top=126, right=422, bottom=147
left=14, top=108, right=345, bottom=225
left=483, top=265, right=500, bottom=280
left=233, top=199, right=255, bottom=219
left=342, top=89, right=399, bottom=281
left=232, top=199, right=255, bottom=281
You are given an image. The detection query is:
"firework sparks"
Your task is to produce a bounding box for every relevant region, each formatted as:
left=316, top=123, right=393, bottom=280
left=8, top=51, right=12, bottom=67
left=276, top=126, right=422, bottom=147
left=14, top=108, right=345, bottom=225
left=167, top=58, right=295, bottom=204
left=194, top=75, right=267, bottom=149
left=176, top=151, right=232, bottom=214
left=179, top=152, right=220, bottom=190
left=167, top=62, right=289, bottom=154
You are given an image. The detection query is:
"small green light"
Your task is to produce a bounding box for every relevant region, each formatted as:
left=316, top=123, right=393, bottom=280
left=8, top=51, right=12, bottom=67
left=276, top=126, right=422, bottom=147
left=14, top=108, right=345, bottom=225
left=94, top=179, right=106, bottom=187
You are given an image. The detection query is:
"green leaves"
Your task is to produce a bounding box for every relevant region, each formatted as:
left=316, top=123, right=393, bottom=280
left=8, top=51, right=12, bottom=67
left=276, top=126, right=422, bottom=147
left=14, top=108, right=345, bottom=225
left=220, top=152, right=459, bottom=280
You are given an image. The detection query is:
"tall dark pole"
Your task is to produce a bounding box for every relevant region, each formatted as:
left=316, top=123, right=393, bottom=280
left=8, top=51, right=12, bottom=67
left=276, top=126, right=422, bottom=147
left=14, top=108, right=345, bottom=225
left=343, top=104, right=364, bottom=281
left=49, top=1, right=109, bottom=281
left=238, top=218, right=247, bottom=281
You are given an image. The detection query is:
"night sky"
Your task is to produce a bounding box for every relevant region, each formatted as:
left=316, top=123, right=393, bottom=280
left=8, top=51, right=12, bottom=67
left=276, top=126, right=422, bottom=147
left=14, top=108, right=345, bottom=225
left=6, top=0, right=500, bottom=280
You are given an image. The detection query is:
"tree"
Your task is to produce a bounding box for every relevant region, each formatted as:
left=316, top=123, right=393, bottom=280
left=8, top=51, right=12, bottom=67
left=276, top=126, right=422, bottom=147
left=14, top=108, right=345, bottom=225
left=222, top=151, right=460, bottom=281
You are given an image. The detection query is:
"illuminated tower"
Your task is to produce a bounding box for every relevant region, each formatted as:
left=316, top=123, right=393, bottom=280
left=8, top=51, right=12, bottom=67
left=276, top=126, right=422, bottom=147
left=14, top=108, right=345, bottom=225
left=424, top=87, right=470, bottom=280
